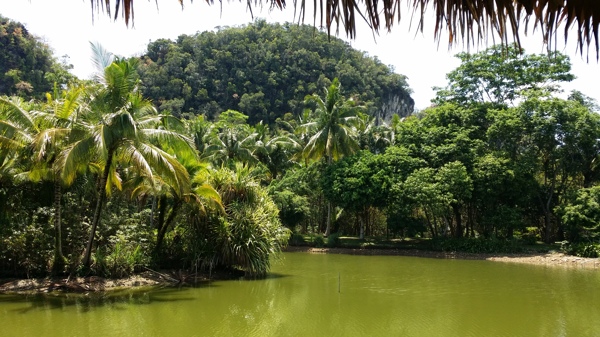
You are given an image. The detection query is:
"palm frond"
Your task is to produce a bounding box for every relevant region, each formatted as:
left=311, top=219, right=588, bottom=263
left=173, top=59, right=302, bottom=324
left=140, top=127, right=196, bottom=156
left=0, top=96, right=36, bottom=133
left=136, top=142, right=191, bottom=196
left=90, top=41, right=114, bottom=84
left=58, top=136, right=97, bottom=186
left=31, top=127, right=71, bottom=162
left=0, top=120, right=33, bottom=147
left=90, top=0, right=600, bottom=58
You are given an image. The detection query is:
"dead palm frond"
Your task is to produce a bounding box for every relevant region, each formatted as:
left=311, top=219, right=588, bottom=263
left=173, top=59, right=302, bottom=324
left=88, top=0, right=600, bottom=58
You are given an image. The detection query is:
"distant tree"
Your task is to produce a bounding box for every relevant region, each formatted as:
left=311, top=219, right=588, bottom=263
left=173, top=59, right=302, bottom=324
left=433, top=45, right=574, bottom=106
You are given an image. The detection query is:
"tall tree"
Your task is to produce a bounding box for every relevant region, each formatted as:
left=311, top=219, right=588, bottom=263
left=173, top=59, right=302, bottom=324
left=58, top=54, right=193, bottom=268
left=433, top=45, right=574, bottom=106
left=27, top=85, right=87, bottom=272
left=301, top=78, right=361, bottom=236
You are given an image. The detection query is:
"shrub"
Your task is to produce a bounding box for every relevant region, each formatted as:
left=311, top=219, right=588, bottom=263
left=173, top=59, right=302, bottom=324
left=194, top=167, right=291, bottom=278
left=562, top=242, right=600, bottom=258
left=91, top=238, right=150, bottom=278
left=520, top=227, right=540, bottom=245
left=0, top=207, right=54, bottom=277
left=326, top=233, right=341, bottom=248
left=289, top=233, right=306, bottom=246
left=313, top=234, right=325, bottom=248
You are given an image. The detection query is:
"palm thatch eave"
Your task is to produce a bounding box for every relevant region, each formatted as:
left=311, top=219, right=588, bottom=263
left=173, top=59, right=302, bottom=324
left=90, top=0, right=600, bottom=59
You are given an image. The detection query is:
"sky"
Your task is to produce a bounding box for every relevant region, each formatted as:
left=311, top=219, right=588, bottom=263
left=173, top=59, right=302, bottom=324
left=2, top=0, right=599, bottom=110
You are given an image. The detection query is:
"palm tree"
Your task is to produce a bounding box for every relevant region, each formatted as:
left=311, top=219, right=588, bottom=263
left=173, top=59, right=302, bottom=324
left=27, top=85, right=87, bottom=272
left=301, top=78, right=361, bottom=236
left=59, top=54, right=194, bottom=268
left=253, top=122, right=301, bottom=180
left=356, top=112, right=394, bottom=154
left=129, top=153, right=223, bottom=254
left=88, top=1, right=600, bottom=57
left=207, top=127, right=258, bottom=168
left=0, top=96, right=36, bottom=227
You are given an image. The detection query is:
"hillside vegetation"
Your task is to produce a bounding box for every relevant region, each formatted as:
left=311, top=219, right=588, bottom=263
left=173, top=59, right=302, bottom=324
left=137, top=20, right=414, bottom=124
left=0, top=15, right=73, bottom=98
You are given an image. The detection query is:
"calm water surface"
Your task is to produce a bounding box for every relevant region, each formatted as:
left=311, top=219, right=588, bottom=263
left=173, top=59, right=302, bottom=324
left=1, top=252, right=599, bottom=336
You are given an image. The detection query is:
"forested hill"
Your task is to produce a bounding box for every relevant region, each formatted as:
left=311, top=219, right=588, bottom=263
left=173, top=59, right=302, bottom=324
left=0, top=15, right=72, bottom=98
left=137, top=20, right=414, bottom=124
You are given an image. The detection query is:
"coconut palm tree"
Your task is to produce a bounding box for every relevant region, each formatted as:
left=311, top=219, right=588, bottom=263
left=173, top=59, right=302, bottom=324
left=0, top=96, right=36, bottom=224
left=88, top=1, right=600, bottom=57
left=59, top=54, right=194, bottom=268
left=302, top=78, right=361, bottom=163
left=207, top=127, right=259, bottom=168
left=253, top=122, right=301, bottom=180
left=300, top=78, right=362, bottom=236
left=26, top=85, right=88, bottom=272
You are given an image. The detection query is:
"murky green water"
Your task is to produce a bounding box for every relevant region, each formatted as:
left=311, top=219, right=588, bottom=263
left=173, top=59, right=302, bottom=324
left=1, top=252, right=599, bottom=336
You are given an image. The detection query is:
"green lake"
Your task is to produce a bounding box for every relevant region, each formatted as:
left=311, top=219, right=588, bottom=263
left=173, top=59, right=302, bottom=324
left=1, top=252, right=599, bottom=336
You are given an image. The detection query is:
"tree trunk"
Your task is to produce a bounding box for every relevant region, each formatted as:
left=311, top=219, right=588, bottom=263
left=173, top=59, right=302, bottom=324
left=51, top=177, right=66, bottom=274
left=324, top=201, right=332, bottom=237
left=424, top=207, right=436, bottom=238
left=82, top=151, right=113, bottom=268
left=359, top=210, right=365, bottom=240
left=155, top=199, right=181, bottom=253
left=542, top=194, right=554, bottom=243
left=543, top=209, right=553, bottom=243
left=452, top=204, right=463, bottom=238
left=324, top=155, right=333, bottom=237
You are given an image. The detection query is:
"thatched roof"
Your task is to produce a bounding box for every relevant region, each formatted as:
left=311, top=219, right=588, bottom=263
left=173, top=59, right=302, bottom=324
left=91, top=0, right=599, bottom=57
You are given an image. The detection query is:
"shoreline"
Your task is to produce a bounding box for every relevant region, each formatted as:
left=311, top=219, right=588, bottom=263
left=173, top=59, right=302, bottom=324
left=0, top=268, right=235, bottom=295
left=2, top=247, right=598, bottom=294
left=284, top=246, right=600, bottom=269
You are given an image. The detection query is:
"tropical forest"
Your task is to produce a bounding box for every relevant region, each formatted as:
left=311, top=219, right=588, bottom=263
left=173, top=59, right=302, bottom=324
left=3, top=0, right=600, bottom=334
left=2, top=13, right=600, bottom=280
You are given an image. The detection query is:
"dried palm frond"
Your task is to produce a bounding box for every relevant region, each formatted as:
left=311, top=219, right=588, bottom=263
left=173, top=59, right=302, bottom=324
left=89, top=0, right=600, bottom=58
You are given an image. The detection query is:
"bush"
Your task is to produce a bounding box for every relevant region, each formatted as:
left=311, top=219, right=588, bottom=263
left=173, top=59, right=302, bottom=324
left=562, top=242, right=600, bottom=258
left=195, top=167, right=291, bottom=278
left=91, top=238, right=150, bottom=278
left=0, top=207, right=54, bottom=277
left=326, top=233, right=341, bottom=248
left=313, top=234, right=325, bottom=248
left=520, top=227, right=540, bottom=245
left=289, top=233, right=306, bottom=246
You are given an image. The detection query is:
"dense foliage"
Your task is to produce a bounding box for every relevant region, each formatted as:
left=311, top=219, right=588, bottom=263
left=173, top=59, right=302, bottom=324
left=1, top=14, right=600, bottom=280
left=269, top=45, right=600, bottom=250
left=136, top=20, right=414, bottom=124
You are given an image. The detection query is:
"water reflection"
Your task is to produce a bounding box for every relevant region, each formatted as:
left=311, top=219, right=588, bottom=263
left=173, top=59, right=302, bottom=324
left=2, top=284, right=205, bottom=314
